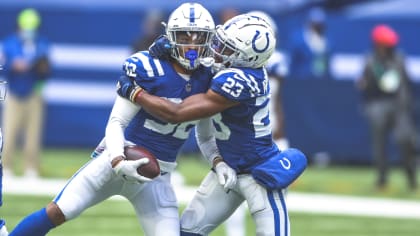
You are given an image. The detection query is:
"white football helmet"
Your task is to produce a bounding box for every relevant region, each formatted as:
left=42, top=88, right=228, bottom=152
left=210, top=14, right=276, bottom=70
left=166, top=3, right=215, bottom=70
left=247, top=11, right=278, bottom=35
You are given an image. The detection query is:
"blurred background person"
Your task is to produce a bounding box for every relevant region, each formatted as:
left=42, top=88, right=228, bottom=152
left=356, top=24, right=418, bottom=191
left=288, top=7, right=331, bottom=80
left=1, top=8, right=51, bottom=179
left=131, top=9, right=165, bottom=53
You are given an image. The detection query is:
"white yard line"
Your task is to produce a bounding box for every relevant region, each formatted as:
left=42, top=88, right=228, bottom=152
left=287, top=192, right=420, bottom=219
left=4, top=176, right=420, bottom=219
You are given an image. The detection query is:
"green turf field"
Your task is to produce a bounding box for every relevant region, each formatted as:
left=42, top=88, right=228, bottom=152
left=2, top=149, right=420, bottom=235
left=2, top=194, right=420, bottom=236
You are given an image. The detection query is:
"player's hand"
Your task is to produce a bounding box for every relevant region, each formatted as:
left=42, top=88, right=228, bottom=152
left=112, top=156, right=152, bottom=183
left=214, top=161, right=237, bottom=191
left=149, top=35, right=172, bottom=59
left=116, top=75, right=143, bottom=102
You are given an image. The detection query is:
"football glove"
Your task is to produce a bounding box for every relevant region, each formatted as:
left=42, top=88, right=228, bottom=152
left=214, top=161, right=237, bottom=191
left=149, top=35, right=172, bottom=59
left=116, top=75, right=143, bottom=102
left=112, top=157, right=152, bottom=183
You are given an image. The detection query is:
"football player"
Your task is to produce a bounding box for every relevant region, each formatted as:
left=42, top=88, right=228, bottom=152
left=0, top=80, right=8, bottom=236
left=118, top=14, right=307, bottom=235
left=9, top=3, right=232, bottom=236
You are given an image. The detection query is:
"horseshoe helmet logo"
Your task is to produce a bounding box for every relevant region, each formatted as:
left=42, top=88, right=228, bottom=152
left=279, top=157, right=291, bottom=170
left=252, top=30, right=270, bottom=53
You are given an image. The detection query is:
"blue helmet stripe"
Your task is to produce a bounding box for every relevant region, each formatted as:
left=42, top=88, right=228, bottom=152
left=190, top=5, right=195, bottom=23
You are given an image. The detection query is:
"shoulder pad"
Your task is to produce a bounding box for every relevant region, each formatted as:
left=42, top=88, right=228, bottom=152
left=212, top=68, right=266, bottom=100
left=123, top=51, right=165, bottom=79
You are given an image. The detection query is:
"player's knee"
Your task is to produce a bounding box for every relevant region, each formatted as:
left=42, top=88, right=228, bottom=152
left=181, top=206, right=214, bottom=235
left=46, top=202, right=66, bottom=226
left=180, top=208, right=200, bottom=231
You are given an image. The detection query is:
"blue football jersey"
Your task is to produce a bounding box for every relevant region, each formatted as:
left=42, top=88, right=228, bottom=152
left=122, top=51, right=213, bottom=162
left=210, top=67, right=279, bottom=172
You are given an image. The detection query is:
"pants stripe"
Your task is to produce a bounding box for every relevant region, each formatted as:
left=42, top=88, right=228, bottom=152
left=267, top=189, right=288, bottom=236
left=267, top=190, right=280, bottom=235
left=278, top=190, right=288, bottom=236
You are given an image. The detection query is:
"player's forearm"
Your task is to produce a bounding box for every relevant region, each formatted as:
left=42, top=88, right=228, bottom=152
left=195, top=118, right=220, bottom=165
left=134, top=92, right=213, bottom=123
left=133, top=92, right=181, bottom=123
left=106, top=96, right=139, bottom=158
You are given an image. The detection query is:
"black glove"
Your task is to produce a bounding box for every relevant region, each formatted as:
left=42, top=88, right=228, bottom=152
left=148, top=35, right=173, bottom=59
left=116, top=75, right=143, bottom=102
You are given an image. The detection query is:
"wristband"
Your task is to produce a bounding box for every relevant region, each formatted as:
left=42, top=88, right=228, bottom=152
left=130, top=87, right=144, bottom=102
left=111, top=156, right=125, bottom=168
left=212, top=156, right=224, bottom=168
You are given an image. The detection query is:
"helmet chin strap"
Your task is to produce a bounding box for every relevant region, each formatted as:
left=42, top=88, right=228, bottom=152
left=185, top=49, right=198, bottom=68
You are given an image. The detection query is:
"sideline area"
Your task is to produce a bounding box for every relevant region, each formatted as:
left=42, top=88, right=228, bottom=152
left=5, top=175, right=420, bottom=219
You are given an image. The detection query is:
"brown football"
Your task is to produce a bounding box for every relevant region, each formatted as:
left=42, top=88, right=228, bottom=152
left=124, top=145, right=160, bottom=179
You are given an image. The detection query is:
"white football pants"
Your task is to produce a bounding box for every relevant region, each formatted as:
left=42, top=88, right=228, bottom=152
left=181, top=172, right=290, bottom=236
left=53, top=150, right=179, bottom=236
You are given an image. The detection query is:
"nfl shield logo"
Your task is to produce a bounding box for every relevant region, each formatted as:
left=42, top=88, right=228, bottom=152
left=185, top=83, right=192, bottom=92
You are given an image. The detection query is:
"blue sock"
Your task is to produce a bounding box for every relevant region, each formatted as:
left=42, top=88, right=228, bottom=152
left=10, top=208, right=55, bottom=236
left=181, top=231, right=202, bottom=236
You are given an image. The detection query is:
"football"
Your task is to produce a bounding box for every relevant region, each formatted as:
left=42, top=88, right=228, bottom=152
left=124, top=145, right=160, bottom=179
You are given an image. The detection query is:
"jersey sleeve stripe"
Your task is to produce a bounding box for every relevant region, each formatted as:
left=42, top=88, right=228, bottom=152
left=247, top=74, right=261, bottom=94
left=153, top=58, right=165, bottom=76
left=135, top=52, right=155, bottom=77
left=231, top=69, right=261, bottom=96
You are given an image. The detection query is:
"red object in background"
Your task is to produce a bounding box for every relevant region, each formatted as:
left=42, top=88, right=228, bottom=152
left=371, top=24, right=399, bottom=47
